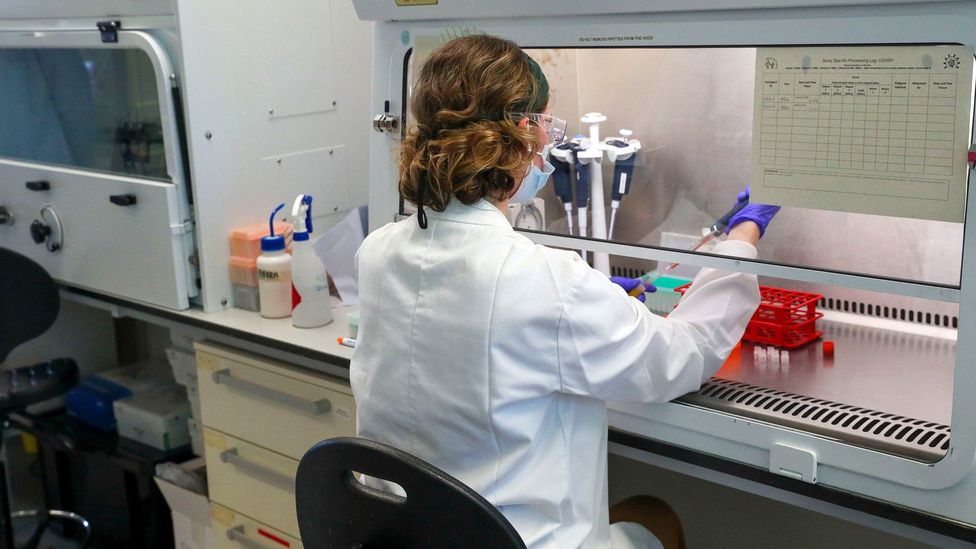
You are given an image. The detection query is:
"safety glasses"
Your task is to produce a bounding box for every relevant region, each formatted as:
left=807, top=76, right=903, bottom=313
left=513, top=112, right=568, bottom=144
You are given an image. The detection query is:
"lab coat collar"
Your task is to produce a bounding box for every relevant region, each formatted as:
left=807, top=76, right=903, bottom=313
left=425, top=199, right=513, bottom=230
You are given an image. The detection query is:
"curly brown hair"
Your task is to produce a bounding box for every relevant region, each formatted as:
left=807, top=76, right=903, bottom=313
left=400, top=35, right=550, bottom=227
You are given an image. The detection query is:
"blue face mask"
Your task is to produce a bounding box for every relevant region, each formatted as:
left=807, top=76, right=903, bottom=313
left=511, top=153, right=555, bottom=204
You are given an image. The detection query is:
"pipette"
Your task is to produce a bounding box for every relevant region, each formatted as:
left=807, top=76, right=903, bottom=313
left=549, top=143, right=578, bottom=235
left=607, top=137, right=636, bottom=240
left=574, top=150, right=590, bottom=258
left=663, top=195, right=749, bottom=273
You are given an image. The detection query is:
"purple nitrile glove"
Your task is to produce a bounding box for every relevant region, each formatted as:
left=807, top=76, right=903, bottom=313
left=610, top=276, right=655, bottom=303
left=726, top=186, right=780, bottom=238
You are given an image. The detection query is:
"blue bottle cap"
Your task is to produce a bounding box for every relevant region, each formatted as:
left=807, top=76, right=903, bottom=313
left=262, top=203, right=287, bottom=252
left=261, top=235, right=286, bottom=252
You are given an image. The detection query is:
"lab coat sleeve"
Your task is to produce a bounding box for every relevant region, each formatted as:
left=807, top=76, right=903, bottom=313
left=556, top=239, right=760, bottom=403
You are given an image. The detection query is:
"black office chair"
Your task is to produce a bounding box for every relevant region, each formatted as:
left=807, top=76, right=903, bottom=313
left=0, top=248, right=90, bottom=549
left=295, top=437, right=526, bottom=549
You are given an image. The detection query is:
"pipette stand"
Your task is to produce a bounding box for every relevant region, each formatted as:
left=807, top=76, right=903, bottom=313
left=576, top=112, right=641, bottom=276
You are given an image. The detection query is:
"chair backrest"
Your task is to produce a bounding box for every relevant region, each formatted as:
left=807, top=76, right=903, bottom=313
left=295, top=437, right=527, bottom=549
left=0, top=248, right=59, bottom=363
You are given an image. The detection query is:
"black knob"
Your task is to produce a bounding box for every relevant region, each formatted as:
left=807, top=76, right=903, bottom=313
left=25, top=180, right=50, bottom=191
left=109, top=193, right=137, bottom=206
left=30, top=220, right=51, bottom=244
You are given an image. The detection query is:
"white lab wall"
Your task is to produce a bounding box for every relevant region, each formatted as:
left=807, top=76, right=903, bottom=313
left=177, top=0, right=372, bottom=311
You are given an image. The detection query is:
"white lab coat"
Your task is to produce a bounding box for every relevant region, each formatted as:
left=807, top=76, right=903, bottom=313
left=351, top=199, right=760, bottom=548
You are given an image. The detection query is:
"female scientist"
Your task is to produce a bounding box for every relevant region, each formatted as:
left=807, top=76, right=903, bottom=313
left=351, top=35, right=778, bottom=549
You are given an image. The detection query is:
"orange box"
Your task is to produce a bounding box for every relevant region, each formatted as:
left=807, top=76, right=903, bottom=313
left=230, top=221, right=293, bottom=260
left=229, top=256, right=259, bottom=286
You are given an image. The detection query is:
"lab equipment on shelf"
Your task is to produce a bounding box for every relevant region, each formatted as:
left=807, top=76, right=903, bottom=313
left=550, top=120, right=642, bottom=272
left=229, top=220, right=294, bottom=259
left=114, top=383, right=192, bottom=451
left=257, top=204, right=293, bottom=319
left=228, top=257, right=261, bottom=312
left=291, top=194, right=334, bottom=328
left=66, top=361, right=173, bottom=431
left=229, top=219, right=293, bottom=312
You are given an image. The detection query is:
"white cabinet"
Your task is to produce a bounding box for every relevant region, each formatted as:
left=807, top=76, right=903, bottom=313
left=211, top=503, right=303, bottom=549
left=196, top=341, right=355, bottom=540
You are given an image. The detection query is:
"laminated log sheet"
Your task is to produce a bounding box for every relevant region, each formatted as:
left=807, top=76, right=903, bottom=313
left=751, top=46, right=973, bottom=222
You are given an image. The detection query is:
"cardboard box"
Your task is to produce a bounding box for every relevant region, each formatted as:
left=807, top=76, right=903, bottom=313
left=114, top=384, right=191, bottom=451
left=154, top=458, right=214, bottom=549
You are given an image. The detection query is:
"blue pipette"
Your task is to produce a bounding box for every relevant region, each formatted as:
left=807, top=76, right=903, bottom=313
left=607, top=139, right=636, bottom=240
left=549, top=142, right=578, bottom=235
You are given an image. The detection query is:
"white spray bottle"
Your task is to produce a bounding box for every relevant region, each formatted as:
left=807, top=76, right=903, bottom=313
left=291, top=194, right=334, bottom=328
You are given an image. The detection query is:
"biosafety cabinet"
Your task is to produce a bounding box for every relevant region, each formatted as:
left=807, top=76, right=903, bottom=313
left=0, top=0, right=368, bottom=312
left=355, top=0, right=976, bottom=537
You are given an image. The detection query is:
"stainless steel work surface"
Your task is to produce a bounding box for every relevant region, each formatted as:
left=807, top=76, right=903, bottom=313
left=712, top=317, right=955, bottom=426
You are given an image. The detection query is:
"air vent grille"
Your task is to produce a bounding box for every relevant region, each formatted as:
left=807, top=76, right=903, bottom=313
left=818, top=297, right=958, bottom=329
left=679, top=378, right=950, bottom=462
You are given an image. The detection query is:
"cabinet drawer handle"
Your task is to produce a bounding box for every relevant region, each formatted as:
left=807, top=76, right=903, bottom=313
left=220, top=448, right=294, bottom=489
left=25, top=180, right=50, bottom=191
left=226, top=525, right=268, bottom=548
left=211, top=368, right=331, bottom=415
left=109, top=193, right=137, bottom=206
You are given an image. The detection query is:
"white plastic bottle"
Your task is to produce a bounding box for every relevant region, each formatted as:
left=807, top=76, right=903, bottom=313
left=291, top=194, right=334, bottom=328
left=257, top=204, right=293, bottom=318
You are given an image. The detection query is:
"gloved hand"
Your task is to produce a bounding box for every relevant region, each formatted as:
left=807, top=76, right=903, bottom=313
left=610, top=276, right=655, bottom=303
left=726, top=186, right=780, bottom=238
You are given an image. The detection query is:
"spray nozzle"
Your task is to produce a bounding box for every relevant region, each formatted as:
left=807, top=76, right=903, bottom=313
left=292, top=194, right=314, bottom=241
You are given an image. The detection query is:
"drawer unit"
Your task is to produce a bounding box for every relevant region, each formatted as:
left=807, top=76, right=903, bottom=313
left=196, top=342, right=356, bottom=460
left=212, top=503, right=303, bottom=549
left=205, top=429, right=300, bottom=537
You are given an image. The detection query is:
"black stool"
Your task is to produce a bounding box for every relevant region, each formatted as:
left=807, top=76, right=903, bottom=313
left=0, top=248, right=90, bottom=548
left=295, top=437, right=526, bottom=549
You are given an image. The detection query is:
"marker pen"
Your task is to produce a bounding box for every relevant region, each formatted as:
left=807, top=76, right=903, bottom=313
left=337, top=337, right=357, bottom=348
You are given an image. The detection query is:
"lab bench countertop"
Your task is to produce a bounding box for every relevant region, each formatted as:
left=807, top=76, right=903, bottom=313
left=178, top=302, right=355, bottom=359
left=63, top=287, right=355, bottom=375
